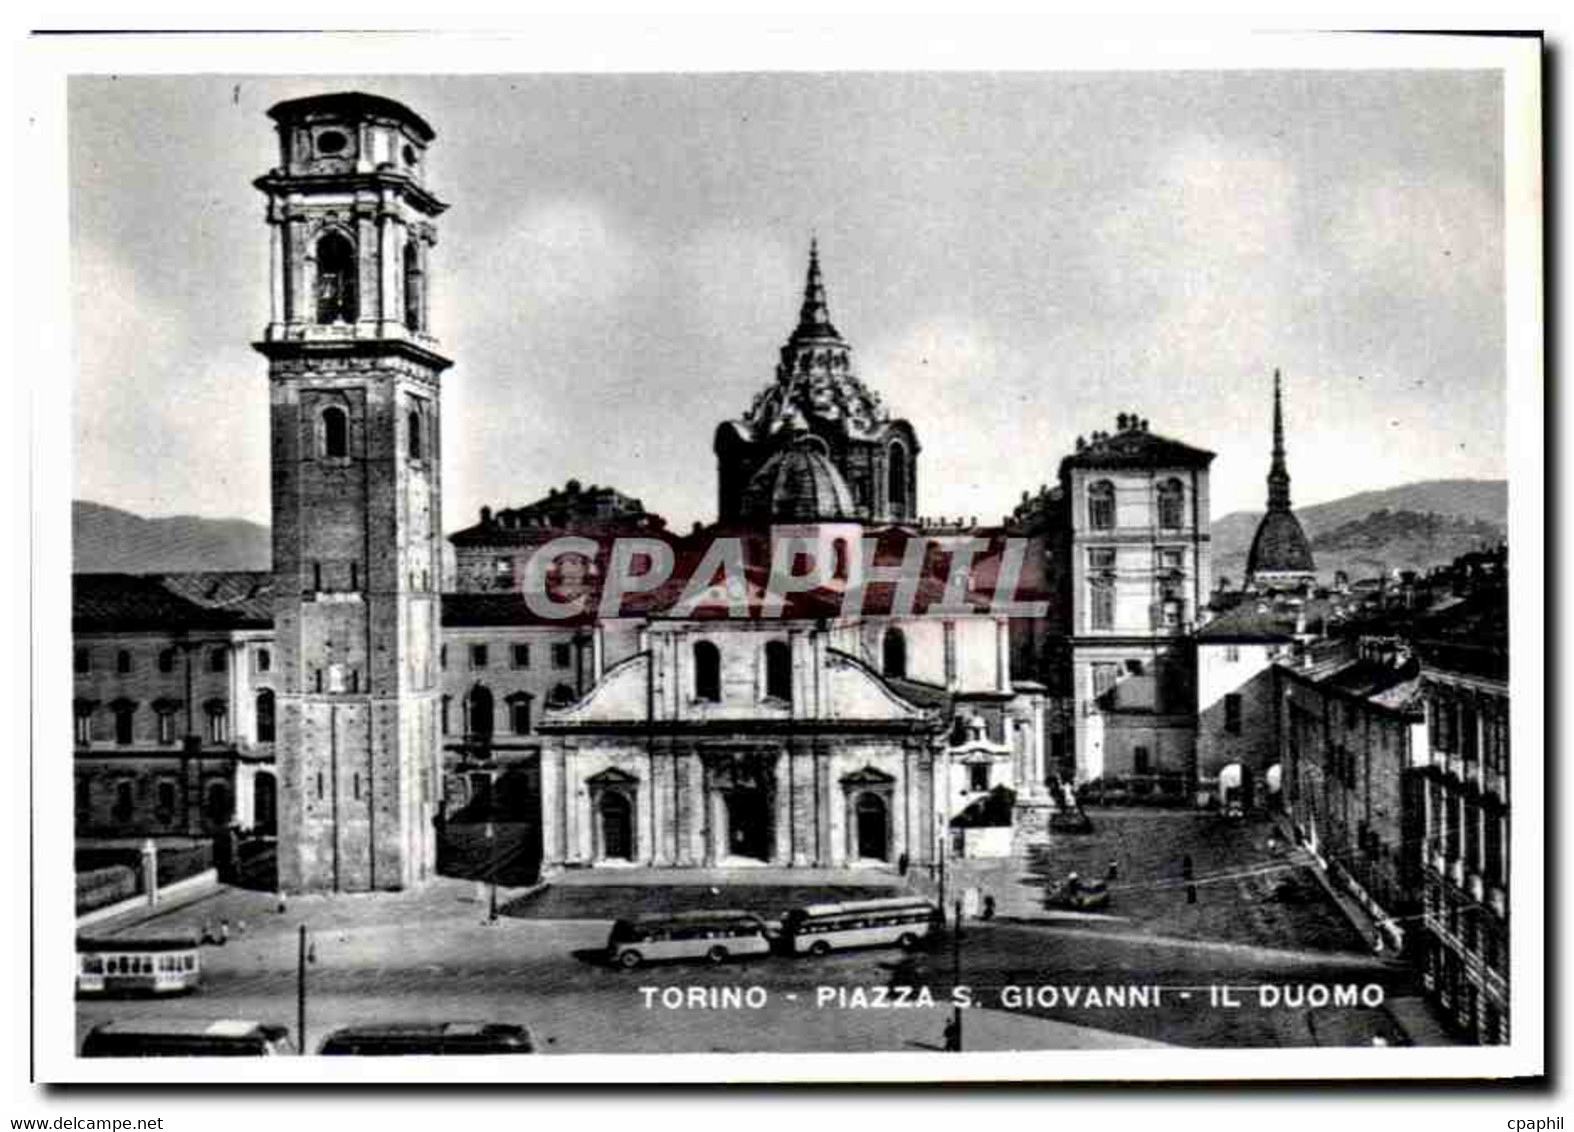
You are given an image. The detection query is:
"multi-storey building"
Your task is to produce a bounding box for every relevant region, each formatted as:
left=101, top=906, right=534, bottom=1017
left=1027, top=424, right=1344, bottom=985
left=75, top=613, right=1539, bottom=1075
left=1059, top=417, right=1214, bottom=788
left=1279, top=637, right=1428, bottom=951
left=1413, top=614, right=1510, bottom=1043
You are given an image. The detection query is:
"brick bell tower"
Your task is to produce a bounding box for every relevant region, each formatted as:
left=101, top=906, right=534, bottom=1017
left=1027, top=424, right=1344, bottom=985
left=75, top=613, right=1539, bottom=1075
left=254, top=93, right=449, bottom=892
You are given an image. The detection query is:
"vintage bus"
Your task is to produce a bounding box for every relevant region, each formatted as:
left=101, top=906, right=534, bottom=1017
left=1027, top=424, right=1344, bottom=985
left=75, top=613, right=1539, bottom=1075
left=605, top=910, right=772, bottom=969
left=318, top=1022, right=536, bottom=1056
left=80, top=1019, right=294, bottom=1057
left=76, top=935, right=201, bottom=997
left=779, top=896, right=942, bottom=956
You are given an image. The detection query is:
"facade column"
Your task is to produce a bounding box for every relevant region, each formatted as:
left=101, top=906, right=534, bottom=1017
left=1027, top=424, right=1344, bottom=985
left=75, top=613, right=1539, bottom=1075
left=286, top=214, right=308, bottom=326
left=995, top=618, right=1011, bottom=692
left=773, top=748, right=792, bottom=865
left=378, top=204, right=399, bottom=336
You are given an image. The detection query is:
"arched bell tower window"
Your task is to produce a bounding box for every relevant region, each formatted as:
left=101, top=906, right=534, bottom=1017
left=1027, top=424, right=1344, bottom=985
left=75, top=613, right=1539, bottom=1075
left=887, top=442, right=909, bottom=517
left=403, top=239, right=423, bottom=332
left=314, top=230, right=358, bottom=325
left=321, top=406, right=349, bottom=459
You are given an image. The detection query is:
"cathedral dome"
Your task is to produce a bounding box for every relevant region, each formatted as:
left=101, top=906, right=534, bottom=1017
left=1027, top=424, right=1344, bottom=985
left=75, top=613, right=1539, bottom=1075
left=1246, top=508, right=1316, bottom=576
left=740, top=435, right=857, bottom=522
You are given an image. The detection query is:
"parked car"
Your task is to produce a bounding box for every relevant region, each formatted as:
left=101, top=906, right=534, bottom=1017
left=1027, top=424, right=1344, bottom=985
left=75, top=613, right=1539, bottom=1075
left=317, top=1022, right=535, bottom=1055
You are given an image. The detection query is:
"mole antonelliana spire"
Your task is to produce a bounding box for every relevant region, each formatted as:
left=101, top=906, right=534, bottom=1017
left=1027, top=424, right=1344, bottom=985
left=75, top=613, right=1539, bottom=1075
left=1245, top=368, right=1317, bottom=591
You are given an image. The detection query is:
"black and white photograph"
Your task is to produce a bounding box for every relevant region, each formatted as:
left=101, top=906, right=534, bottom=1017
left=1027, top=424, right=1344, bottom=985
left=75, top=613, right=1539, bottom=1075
left=17, top=24, right=1544, bottom=1094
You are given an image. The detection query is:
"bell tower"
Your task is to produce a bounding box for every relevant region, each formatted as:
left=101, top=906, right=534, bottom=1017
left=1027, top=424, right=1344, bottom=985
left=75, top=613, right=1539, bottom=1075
left=254, top=93, right=449, bottom=892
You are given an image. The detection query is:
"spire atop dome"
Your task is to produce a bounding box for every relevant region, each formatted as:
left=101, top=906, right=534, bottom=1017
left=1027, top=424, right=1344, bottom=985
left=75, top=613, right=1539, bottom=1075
left=1266, top=367, right=1292, bottom=513
left=794, top=237, right=840, bottom=340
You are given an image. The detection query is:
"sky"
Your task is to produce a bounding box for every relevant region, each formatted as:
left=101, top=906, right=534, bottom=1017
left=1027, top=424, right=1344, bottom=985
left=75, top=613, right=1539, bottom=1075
left=69, top=69, right=1506, bottom=533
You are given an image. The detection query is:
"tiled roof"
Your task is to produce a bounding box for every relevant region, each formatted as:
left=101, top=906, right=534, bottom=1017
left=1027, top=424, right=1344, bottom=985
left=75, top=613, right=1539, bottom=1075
left=74, top=572, right=274, bottom=633
left=1060, top=424, right=1214, bottom=472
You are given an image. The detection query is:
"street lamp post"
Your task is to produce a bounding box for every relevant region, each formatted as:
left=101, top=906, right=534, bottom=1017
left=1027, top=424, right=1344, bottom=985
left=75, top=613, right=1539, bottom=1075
left=486, top=820, right=499, bottom=923
left=296, top=924, right=307, bottom=1054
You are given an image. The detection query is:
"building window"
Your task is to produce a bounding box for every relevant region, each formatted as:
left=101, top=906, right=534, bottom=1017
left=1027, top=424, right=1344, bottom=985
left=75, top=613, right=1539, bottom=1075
left=694, top=641, right=722, bottom=703
left=1087, top=480, right=1115, bottom=531
left=112, top=703, right=135, bottom=746
left=1225, top=693, right=1242, bottom=735
left=1157, top=478, right=1185, bottom=530
left=887, top=442, right=909, bottom=514
left=155, top=708, right=176, bottom=745
left=256, top=689, right=276, bottom=744
left=209, top=648, right=228, bottom=674
left=314, top=230, right=358, bottom=324
left=408, top=408, right=423, bottom=461
left=112, top=780, right=134, bottom=824
left=74, top=648, right=90, bottom=674
left=551, top=642, right=573, bottom=670
left=440, top=695, right=451, bottom=736
left=509, top=697, right=532, bottom=735
left=440, top=644, right=448, bottom=671
left=1133, top=746, right=1152, bottom=775
left=764, top=640, right=792, bottom=702
left=968, top=762, right=990, bottom=793
left=205, top=781, right=233, bottom=826
left=547, top=683, right=577, bottom=709
left=74, top=705, right=93, bottom=746
left=470, top=643, right=489, bottom=670
left=154, top=780, right=177, bottom=824
left=75, top=777, right=90, bottom=814
left=1089, top=547, right=1116, bottom=572
left=495, top=558, right=515, bottom=590
left=1156, top=547, right=1184, bottom=572
left=320, top=405, right=349, bottom=459
left=511, top=643, right=530, bottom=669
left=158, top=648, right=176, bottom=673
left=256, top=647, right=271, bottom=673
left=882, top=627, right=908, bottom=679
left=1224, top=645, right=1241, bottom=664
left=1090, top=580, right=1115, bottom=630
left=116, top=649, right=133, bottom=674
left=205, top=704, right=229, bottom=744
left=1091, top=662, right=1120, bottom=700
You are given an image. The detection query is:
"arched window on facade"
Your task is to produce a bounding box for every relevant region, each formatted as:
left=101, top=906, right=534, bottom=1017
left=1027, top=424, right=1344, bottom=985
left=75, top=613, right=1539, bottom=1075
left=408, top=408, right=423, bottom=460
left=321, top=406, right=349, bottom=459
left=832, top=538, right=850, bottom=581
left=693, top=641, right=722, bottom=703
left=887, top=443, right=909, bottom=516
left=1157, top=478, right=1185, bottom=530
left=314, top=230, right=358, bottom=324
left=1088, top=479, right=1116, bottom=531
left=547, top=683, right=578, bottom=709
left=764, top=640, right=792, bottom=703
left=882, top=626, right=908, bottom=679
left=403, top=239, right=423, bottom=332
left=255, top=689, right=276, bottom=744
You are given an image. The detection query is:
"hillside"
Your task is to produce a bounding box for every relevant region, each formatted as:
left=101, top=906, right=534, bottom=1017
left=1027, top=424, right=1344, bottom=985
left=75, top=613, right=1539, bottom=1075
left=1211, top=479, right=1506, bottom=585
left=73, top=501, right=271, bottom=573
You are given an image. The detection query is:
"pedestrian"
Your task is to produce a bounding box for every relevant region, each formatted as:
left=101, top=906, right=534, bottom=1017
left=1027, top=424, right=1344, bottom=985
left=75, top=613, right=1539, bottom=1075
left=943, top=1014, right=961, bottom=1053
left=1066, top=871, right=1081, bottom=896
left=219, top=919, right=230, bottom=945
left=1106, top=857, right=1119, bottom=882
left=981, top=893, right=996, bottom=921
left=199, top=919, right=213, bottom=945
left=898, top=851, right=910, bottom=878
left=1182, top=854, right=1194, bottom=881
left=1186, top=883, right=1197, bottom=905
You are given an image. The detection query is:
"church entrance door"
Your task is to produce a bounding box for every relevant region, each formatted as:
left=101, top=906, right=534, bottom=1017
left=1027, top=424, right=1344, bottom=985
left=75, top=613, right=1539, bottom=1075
left=599, top=792, right=633, bottom=861
left=725, top=792, right=771, bottom=861
left=854, top=793, right=889, bottom=861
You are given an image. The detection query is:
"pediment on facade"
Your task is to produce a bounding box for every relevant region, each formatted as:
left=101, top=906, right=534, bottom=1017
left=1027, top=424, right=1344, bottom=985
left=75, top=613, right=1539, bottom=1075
left=541, top=652, right=650, bottom=724
left=840, top=764, right=896, bottom=787
left=585, top=766, right=641, bottom=787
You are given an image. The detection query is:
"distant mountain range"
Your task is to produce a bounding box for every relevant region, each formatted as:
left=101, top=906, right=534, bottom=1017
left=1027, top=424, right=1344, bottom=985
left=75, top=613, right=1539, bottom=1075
left=73, top=501, right=271, bottom=573
left=75, top=478, right=1508, bottom=583
left=1211, top=479, right=1507, bottom=586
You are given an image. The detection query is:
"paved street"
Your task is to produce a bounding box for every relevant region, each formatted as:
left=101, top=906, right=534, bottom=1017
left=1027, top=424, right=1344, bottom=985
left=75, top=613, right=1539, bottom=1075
left=76, top=811, right=1453, bottom=1055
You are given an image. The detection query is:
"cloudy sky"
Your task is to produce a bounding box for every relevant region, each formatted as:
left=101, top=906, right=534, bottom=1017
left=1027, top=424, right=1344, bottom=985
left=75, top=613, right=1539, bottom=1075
left=70, top=68, right=1505, bottom=532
